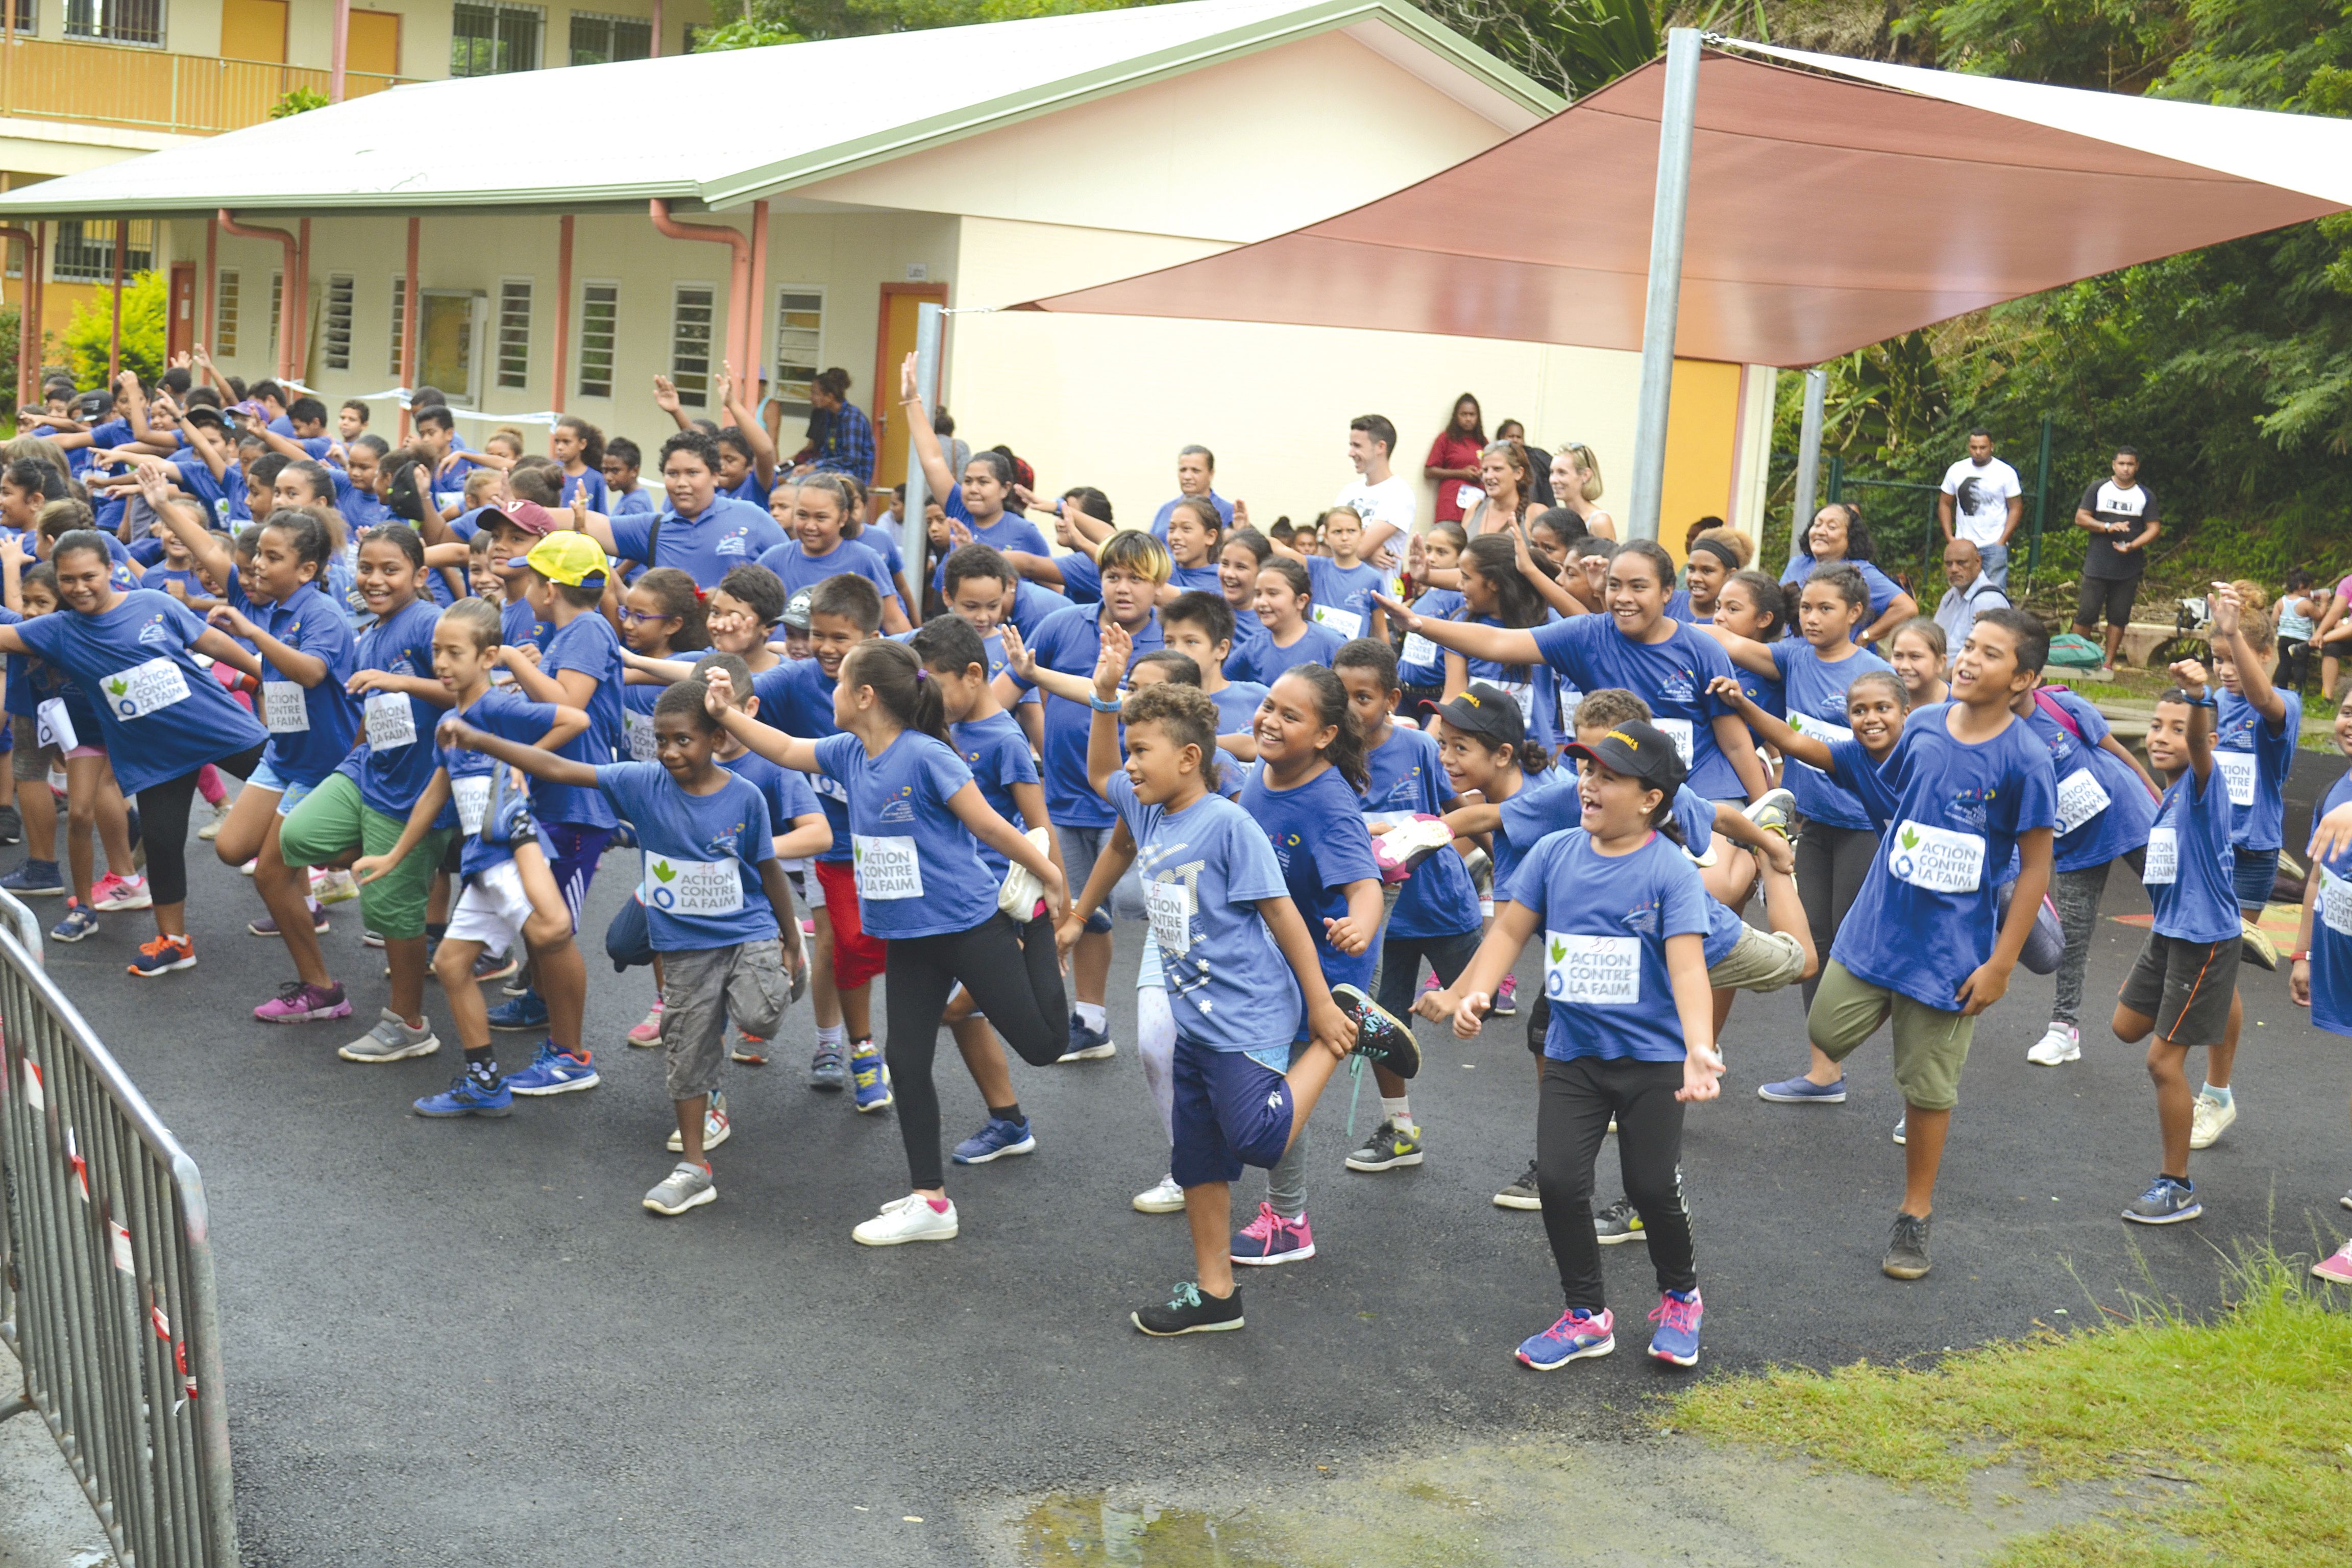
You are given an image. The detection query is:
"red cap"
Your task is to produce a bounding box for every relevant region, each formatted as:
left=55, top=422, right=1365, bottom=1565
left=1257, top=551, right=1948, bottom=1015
left=501, top=500, right=558, bottom=537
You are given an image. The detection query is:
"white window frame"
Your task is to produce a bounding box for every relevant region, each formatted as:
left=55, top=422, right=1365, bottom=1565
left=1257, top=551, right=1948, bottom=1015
left=267, top=270, right=282, bottom=363
left=214, top=268, right=241, bottom=359
left=387, top=275, right=408, bottom=378
left=322, top=273, right=356, bottom=372
left=495, top=276, right=532, bottom=391
left=769, top=285, right=823, bottom=420
left=576, top=279, right=619, bottom=401
left=669, top=281, right=715, bottom=410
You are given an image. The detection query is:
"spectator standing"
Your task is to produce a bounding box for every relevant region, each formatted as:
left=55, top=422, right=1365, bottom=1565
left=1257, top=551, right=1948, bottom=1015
left=1934, top=537, right=2011, bottom=652
left=795, top=370, right=876, bottom=484
left=1495, top=420, right=1555, bottom=507
left=1938, top=429, right=2024, bottom=591
left=1423, top=394, right=1486, bottom=525
left=2070, top=447, right=2162, bottom=678
left=1334, top=414, right=1416, bottom=567
left=1549, top=442, right=1617, bottom=541
left=1149, top=446, right=1233, bottom=540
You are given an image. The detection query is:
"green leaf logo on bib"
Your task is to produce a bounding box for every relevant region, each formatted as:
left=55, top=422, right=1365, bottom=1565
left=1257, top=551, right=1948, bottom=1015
left=1899, top=826, right=1919, bottom=850
left=1549, top=937, right=1566, bottom=965
left=106, top=678, right=128, bottom=697
left=651, top=859, right=676, bottom=883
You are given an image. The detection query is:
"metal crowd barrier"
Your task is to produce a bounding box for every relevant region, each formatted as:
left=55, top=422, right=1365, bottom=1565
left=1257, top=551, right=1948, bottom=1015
left=0, top=888, right=239, bottom=1567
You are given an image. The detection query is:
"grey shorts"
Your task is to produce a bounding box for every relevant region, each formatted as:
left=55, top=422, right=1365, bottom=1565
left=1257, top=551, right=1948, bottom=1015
left=659, top=939, right=788, bottom=1101
left=1062, top=822, right=1146, bottom=935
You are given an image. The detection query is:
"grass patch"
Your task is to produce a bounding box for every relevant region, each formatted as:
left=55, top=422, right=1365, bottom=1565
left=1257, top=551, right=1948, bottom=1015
left=1677, top=1240, right=2352, bottom=1564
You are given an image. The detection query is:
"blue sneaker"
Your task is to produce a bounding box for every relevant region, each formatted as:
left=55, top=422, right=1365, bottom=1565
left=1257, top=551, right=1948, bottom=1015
left=1646, top=1289, right=1703, bottom=1367
left=2122, top=1174, right=2202, bottom=1226
left=850, top=1043, right=893, bottom=1113
left=486, top=991, right=549, bottom=1033
left=49, top=903, right=99, bottom=943
left=412, top=1072, right=513, bottom=1118
left=1, top=859, right=63, bottom=897
left=503, top=1040, right=600, bottom=1097
left=1757, top=1074, right=1846, bottom=1105
left=1516, top=1307, right=1614, bottom=1370
left=952, top=1115, right=1037, bottom=1165
left=1060, top=1012, right=1115, bottom=1062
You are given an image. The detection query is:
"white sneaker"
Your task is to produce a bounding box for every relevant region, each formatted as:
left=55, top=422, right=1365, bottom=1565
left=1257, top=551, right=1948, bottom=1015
left=238, top=857, right=257, bottom=877
left=2189, top=1092, right=2236, bottom=1150
left=313, top=867, right=361, bottom=905
left=852, top=1192, right=959, bottom=1246
left=197, top=798, right=233, bottom=841
left=2026, top=1022, right=2081, bottom=1066
left=1133, top=1174, right=1186, bottom=1214
left=667, top=1092, right=731, bottom=1153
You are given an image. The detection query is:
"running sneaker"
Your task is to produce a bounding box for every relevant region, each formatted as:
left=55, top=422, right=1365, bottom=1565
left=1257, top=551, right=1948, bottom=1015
left=2312, top=1242, right=2352, bottom=1285
left=1594, top=1195, right=1647, bottom=1245
left=1332, top=984, right=1422, bottom=1079
left=254, top=980, right=352, bottom=1023
left=1343, top=1117, right=1424, bottom=1172
left=48, top=903, right=98, bottom=943
left=1133, top=1174, right=1186, bottom=1214
left=127, top=934, right=195, bottom=977
left=238, top=857, right=257, bottom=876
left=1060, top=1013, right=1116, bottom=1062
left=504, top=1041, right=600, bottom=1096
left=644, top=1161, right=716, bottom=1216
left=250, top=899, right=329, bottom=937
left=412, top=1072, right=513, bottom=1118
left=2190, top=1092, right=2237, bottom=1150
left=952, top=1115, right=1037, bottom=1165
left=90, top=872, right=150, bottom=911
left=1882, top=1211, right=1932, bottom=1280
left=1757, top=1074, right=1847, bottom=1104
left=473, top=950, right=519, bottom=985
left=1515, top=1308, right=1614, bottom=1369
left=1742, top=788, right=1797, bottom=840
left=808, top=1045, right=847, bottom=1091
left=0, top=860, right=63, bottom=896
left=1646, top=1289, right=1703, bottom=1367
left=850, top=1044, right=893, bottom=1113
left=627, top=1002, right=666, bottom=1048
left=2239, top=917, right=2279, bottom=972
left=852, top=1192, right=959, bottom=1245
left=2122, top=1174, right=2202, bottom=1226
left=0, top=802, right=20, bottom=844
left=312, top=867, right=361, bottom=905
left=1421, top=972, right=1442, bottom=998
left=338, top=1009, right=440, bottom=1063
left=1893, top=1114, right=1907, bottom=1145
left=2026, top=1022, right=2081, bottom=1067
left=1132, top=1281, right=1244, bottom=1336
left=730, top=1030, right=769, bottom=1066
left=1490, top=974, right=1518, bottom=1017
left=1493, top=1159, right=1542, bottom=1211
left=503, top=971, right=533, bottom=996
left=361, top=929, right=386, bottom=949
left=1372, top=816, right=1457, bottom=883
left=1230, top=1202, right=1314, bottom=1266
left=486, top=992, right=549, bottom=1033
left=2342, top=1188, right=2352, bottom=1213
left=666, top=1091, right=731, bottom=1153
left=195, top=799, right=232, bottom=841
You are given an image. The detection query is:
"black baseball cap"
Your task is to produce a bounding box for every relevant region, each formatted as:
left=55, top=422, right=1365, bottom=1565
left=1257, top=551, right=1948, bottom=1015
left=1562, top=719, right=1687, bottom=793
left=783, top=587, right=814, bottom=632
left=1423, top=681, right=1526, bottom=747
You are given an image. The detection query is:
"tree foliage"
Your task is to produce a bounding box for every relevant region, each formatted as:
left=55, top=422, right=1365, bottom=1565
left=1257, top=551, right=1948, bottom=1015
left=63, top=270, right=166, bottom=389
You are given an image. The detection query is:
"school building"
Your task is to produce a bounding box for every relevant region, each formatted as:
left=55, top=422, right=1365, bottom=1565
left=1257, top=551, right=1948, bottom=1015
left=0, top=0, right=1776, bottom=541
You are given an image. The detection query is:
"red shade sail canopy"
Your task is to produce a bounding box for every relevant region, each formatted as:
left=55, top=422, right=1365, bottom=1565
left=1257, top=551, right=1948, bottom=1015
left=1018, top=40, right=2352, bottom=368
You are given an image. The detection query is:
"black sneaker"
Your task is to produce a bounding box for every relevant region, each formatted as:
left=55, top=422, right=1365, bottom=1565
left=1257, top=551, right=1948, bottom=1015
left=1331, top=984, right=1420, bottom=1080
left=1493, top=1158, right=1542, bottom=1211
left=1132, top=1281, right=1244, bottom=1336
left=1594, top=1195, right=1647, bottom=1245
left=1343, top=1118, right=1425, bottom=1172
left=1882, top=1211, right=1932, bottom=1280
left=0, top=803, right=20, bottom=845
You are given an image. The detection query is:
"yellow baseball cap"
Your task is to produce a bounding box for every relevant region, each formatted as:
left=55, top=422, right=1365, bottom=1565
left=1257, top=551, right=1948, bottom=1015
left=516, top=530, right=608, bottom=587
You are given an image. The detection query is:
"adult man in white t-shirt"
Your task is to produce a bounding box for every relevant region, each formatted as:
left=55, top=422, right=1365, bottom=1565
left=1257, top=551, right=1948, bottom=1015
left=1938, top=429, right=2024, bottom=591
left=1335, top=412, right=1415, bottom=572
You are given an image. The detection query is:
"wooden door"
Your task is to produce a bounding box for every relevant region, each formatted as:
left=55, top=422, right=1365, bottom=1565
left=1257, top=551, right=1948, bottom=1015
left=167, top=263, right=195, bottom=361
left=220, top=0, right=288, bottom=63
left=347, top=9, right=401, bottom=81
left=872, top=282, right=946, bottom=492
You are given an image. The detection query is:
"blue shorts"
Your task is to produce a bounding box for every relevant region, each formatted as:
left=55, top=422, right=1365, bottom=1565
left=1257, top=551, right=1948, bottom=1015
left=247, top=758, right=316, bottom=818
left=2231, top=846, right=2278, bottom=914
left=544, top=821, right=615, bottom=933
left=1169, top=1035, right=1296, bottom=1188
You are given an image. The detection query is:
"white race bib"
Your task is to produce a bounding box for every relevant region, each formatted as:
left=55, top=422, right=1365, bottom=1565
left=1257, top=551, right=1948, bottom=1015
left=1655, top=716, right=1695, bottom=765
left=1146, top=878, right=1194, bottom=955
left=1558, top=692, right=1583, bottom=730
left=624, top=708, right=660, bottom=762
left=811, top=774, right=850, bottom=804
left=1886, top=819, right=1987, bottom=893
left=1485, top=679, right=1533, bottom=723
left=642, top=854, right=744, bottom=917
left=1400, top=631, right=1441, bottom=672
left=452, top=774, right=491, bottom=834
left=261, top=681, right=309, bottom=734
left=2143, top=826, right=2178, bottom=885
left=34, top=698, right=76, bottom=753
left=1543, top=932, right=1641, bottom=1006
left=1454, top=483, right=1485, bottom=512
left=2215, top=749, right=2257, bottom=808
left=102, top=657, right=189, bottom=720
left=1786, top=712, right=1853, bottom=746
left=1313, top=605, right=1364, bottom=639
left=2322, top=867, right=2352, bottom=937
left=363, top=691, right=417, bottom=750
left=2053, top=766, right=2112, bottom=838
left=851, top=834, right=923, bottom=899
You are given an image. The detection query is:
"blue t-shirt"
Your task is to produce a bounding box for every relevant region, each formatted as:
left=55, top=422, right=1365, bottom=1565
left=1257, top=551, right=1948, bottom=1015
left=1149, top=491, right=1235, bottom=540
left=719, top=471, right=772, bottom=509
left=953, top=710, right=1041, bottom=879
left=1773, top=640, right=1894, bottom=831
left=1307, top=557, right=1385, bottom=634
left=812, top=729, right=995, bottom=940
left=2215, top=689, right=2298, bottom=851
left=720, top=748, right=824, bottom=849
left=1007, top=604, right=1164, bottom=830
left=1459, top=615, right=1564, bottom=756
left=1237, top=762, right=1380, bottom=999
left=753, top=657, right=848, bottom=863
left=1230, top=620, right=1347, bottom=689
left=338, top=598, right=446, bottom=823
left=2146, top=761, right=2239, bottom=945
left=932, top=490, right=1051, bottom=591
left=1396, top=589, right=1463, bottom=687
left=169, top=451, right=235, bottom=528
left=610, top=485, right=658, bottom=519
left=1362, top=724, right=1480, bottom=939
left=1492, top=765, right=1578, bottom=890
left=1502, top=827, right=1711, bottom=1063
left=141, top=566, right=207, bottom=604
left=2308, top=769, right=2352, bottom=1038
left=850, top=523, right=906, bottom=587
left=596, top=762, right=778, bottom=950
left=1822, top=737, right=1902, bottom=832
left=1531, top=614, right=1746, bottom=799
left=2022, top=687, right=2154, bottom=873
left=1106, top=771, right=1300, bottom=1050
left=755, top=537, right=899, bottom=612
left=500, top=598, right=551, bottom=653
left=439, top=689, right=558, bottom=877
left=248, top=581, right=361, bottom=786
left=1726, top=643, right=1786, bottom=721
left=1057, top=553, right=1101, bottom=605
left=337, top=485, right=393, bottom=537
left=1220, top=605, right=1270, bottom=682
left=1779, top=554, right=1908, bottom=632
left=1207, top=681, right=1267, bottom=799
left=1828, top=707, right=2058, bottom=1011
left=534, top=612, right=625, bottom=829
left=607, top=497, right=787, bottom=590
left=560, top=468, right=610, bottom=515
left=1008, top=579, right=1074, bottom=641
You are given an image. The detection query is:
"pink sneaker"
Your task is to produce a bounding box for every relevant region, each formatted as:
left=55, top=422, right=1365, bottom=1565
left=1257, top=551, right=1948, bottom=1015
left=627, top=1001, right=666, bottom=1048
left=254, top=981, right=353, bottom=1024
left=91, top=872, right=151, bottom=911
left=1229, top=1201, right=1315, bottom=1266
left=1492, top=973, right=1520, bottom=1017
left=2313, top=1242, right=2352, bottom=1285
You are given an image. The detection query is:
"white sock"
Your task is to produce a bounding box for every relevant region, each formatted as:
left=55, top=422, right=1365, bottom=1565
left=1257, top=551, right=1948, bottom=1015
left=1382, top=1095, right=1415, bottom=1132
left=1076, top=1001, right=1108, bottom=1034
left=816, top=1023, right=846, bottom=1050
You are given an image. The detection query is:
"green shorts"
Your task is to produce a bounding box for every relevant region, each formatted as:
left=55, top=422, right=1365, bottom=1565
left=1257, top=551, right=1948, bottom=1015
left=277, top=773, right=453, bottom=941
left=1806, top=959, right=1977, bottom=1112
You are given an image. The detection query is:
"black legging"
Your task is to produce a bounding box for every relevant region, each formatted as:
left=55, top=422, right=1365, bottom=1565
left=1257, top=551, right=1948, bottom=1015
left=135, top=743, right=264, bottom=907
left=1796, top=821, right=1879, bottom=1010
left=884, top=911, right=1070, bottom=1190
left=1536, top=1054, right=1696, bottom=1312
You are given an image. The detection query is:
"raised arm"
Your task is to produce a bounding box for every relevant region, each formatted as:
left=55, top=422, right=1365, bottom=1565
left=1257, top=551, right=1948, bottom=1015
left=206, top=603, right=329, bottom=687
left=1368, top=592, right=1541, bottom=666
left=700, top=669, right=823, bottom=773
left=139, top=465, right=233, bottom=584
left=719, top=363, right=778, bottom=488
left=436, top=716, right=602, bottom=789
left=2168, top=657, right=2218, bottom=785
left=898, top=351, right=954, bottom=503
left=2210, top=582, right=2286, bottom=727
left=1698, top=620, right=1782, bottom=677
left=1706, top=674, right=1828, bottom=771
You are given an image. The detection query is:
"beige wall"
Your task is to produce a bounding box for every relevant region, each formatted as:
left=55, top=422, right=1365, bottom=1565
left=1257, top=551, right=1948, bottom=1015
left=25, top=0, right=676, bottom=76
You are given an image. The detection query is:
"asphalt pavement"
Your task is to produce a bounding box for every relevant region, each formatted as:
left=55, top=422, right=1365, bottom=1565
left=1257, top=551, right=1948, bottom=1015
left=15, top=766, right=2352, bottom=1566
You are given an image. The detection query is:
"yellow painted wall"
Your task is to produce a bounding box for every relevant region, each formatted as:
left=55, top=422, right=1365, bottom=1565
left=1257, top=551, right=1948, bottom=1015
left=1657, top=358, right=1746, bottom=561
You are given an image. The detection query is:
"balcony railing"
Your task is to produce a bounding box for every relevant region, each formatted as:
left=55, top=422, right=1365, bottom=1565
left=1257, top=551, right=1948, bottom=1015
left=0, top=36, right=408, bottom=136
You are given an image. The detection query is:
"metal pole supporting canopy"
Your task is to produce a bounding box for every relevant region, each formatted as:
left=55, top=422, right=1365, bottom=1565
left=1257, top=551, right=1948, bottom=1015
left=1624, top=28, right=1702, bottom=542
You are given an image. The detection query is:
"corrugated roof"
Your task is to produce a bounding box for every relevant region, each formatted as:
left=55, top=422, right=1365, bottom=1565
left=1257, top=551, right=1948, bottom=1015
left=0, top=0, right=1557, bottom=218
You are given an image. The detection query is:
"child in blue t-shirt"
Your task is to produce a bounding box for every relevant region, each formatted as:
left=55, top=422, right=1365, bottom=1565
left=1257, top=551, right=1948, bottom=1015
left=1233, top=557, right=1347, bottom=688
left=1424, top=719, right=1724, bottom=1371
left=1273, top=506, right=1385, bottom=642
left=2288, top=687, right=2352, bottom=1286
left=2110, top=653, right=2239, bottom=1228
